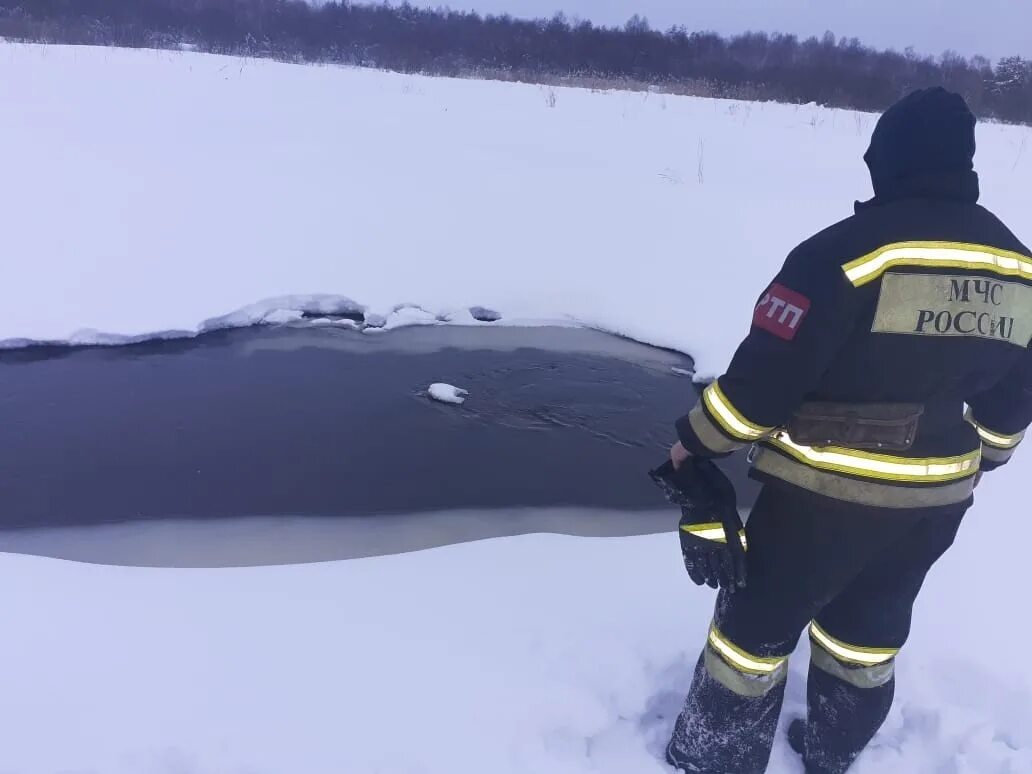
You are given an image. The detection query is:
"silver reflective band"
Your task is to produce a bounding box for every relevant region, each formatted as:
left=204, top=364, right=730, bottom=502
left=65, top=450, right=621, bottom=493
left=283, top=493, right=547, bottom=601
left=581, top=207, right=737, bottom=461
left=708, top=625, right=786, bottom=675
left=809, top=623, right=897, bottom=667
left=981, top=444, right=1016, bottom=465
left=810, top=643, right=895, bottom=689
left=843, top=242, right=1032, bottom=288
left=703, top=383, right=772, bottom=441
left=767, top=431, right=979, bottom=483
left=704, top=648, right=785, bottom=698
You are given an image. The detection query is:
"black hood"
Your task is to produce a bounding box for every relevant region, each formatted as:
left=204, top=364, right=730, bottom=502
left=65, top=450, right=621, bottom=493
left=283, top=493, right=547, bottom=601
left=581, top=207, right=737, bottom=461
left=858, top=87, right=979, bottom=210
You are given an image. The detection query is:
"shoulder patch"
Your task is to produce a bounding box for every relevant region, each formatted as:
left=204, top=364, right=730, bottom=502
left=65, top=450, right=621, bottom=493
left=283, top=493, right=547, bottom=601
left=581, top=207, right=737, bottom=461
left=753, top=283, right=811, bottom=341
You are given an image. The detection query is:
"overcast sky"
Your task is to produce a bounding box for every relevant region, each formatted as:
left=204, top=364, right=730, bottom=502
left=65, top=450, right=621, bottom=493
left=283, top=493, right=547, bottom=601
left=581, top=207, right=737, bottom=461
left=376, top=0, right=1026, bottom=61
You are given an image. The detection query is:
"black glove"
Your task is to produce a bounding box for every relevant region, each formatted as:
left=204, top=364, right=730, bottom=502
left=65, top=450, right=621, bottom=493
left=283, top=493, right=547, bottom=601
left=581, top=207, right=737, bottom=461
left=649, top=459, right=748, bottom=591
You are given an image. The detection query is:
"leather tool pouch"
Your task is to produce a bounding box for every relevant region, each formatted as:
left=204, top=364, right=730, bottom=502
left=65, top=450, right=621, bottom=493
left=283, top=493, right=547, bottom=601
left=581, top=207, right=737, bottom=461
left=787, top=402, right=924, bottom=451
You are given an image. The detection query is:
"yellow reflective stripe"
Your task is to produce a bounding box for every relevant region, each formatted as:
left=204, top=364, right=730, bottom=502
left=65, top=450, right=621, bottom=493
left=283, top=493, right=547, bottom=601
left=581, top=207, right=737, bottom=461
left=752, top=447, right=977, bottom=508
left=687, top=401, right=748, bottom=454
left=843, top=241, right=1032, bottom=288
left=681, top=525, right=748, bottom=550
left=708, top=625, right=786, bottom=675
left=810, top=623, right=898, bottom=667
left=972, top=421, right=1024, bottom=450
left=964, top=408, right=1024, bottom=450
left=683, top=523, right=725, bottom=540
left=703, top=382, right=772, bottom=441
left=767, top=431, right=980, bottom=483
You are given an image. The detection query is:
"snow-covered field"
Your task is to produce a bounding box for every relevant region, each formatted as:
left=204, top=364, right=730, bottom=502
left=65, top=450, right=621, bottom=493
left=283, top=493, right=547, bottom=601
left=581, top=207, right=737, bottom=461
left=2, top=42, right=1031, bottom=772
left=5, top=481, right=1031, bottom=773
left=3, top=42, right=1030, bottom=373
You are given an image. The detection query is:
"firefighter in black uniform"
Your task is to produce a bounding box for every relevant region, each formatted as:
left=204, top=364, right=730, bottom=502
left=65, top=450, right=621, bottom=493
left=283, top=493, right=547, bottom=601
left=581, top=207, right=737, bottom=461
left=664, top=88, right=1032, bottom=774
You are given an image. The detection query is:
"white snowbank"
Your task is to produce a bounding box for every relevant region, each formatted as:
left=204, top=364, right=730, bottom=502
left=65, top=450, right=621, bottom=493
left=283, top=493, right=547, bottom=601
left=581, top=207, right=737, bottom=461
left=428, top=382, right=469, bottom=404
left=2, top=43, right=1029, bottom=372
left=1, top=470, right=1029, bottom=773
left=200, top=294, right=366, bottom=331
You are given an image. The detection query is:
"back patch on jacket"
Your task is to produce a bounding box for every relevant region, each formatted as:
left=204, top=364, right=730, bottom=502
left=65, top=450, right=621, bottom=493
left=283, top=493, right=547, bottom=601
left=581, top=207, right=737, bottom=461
left=872, top=272, right=1032, bottom=346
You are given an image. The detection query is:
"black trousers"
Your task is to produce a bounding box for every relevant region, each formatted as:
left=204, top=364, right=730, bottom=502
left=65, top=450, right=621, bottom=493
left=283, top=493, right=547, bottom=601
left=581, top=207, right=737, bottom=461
left=666, top=483, right=967, bottom=774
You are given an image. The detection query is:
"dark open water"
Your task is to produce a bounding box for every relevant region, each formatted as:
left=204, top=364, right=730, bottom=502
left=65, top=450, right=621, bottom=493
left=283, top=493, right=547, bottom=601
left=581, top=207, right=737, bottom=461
left=0, top=324, right=757, bottom=566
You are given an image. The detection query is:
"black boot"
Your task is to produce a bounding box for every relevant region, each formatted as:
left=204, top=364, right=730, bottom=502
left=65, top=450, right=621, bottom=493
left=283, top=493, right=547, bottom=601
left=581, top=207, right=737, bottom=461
left=804, top=664, right=895, bottom=774
left=665, top=737, right=696, bottom=772
left=787, top=719, right=826, bottom=774
left=666, top=652, right=788, bottom=774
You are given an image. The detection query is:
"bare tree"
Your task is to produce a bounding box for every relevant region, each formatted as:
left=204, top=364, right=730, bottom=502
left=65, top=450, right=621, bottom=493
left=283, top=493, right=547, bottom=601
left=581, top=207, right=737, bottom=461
left=0, top=0, right=1028, bottom=123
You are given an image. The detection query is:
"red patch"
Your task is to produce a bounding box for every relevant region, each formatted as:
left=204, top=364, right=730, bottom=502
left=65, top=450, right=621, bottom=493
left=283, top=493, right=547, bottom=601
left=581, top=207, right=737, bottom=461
left=753, top=283, right=811, bottom=341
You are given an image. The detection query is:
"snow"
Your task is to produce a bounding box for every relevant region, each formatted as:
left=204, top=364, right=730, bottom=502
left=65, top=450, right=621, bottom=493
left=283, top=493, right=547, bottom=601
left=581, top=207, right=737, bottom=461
left=429, top=382, right=470, bottom=404
left=469, top=305, right=503, bottom=322
left=1, top=475, right=1029, bottom=773
left=200, top=294, right=366, bottom=331
left=2, top=41, right=1032, bottom=773
left=2, top=43, right=1030, bottom=375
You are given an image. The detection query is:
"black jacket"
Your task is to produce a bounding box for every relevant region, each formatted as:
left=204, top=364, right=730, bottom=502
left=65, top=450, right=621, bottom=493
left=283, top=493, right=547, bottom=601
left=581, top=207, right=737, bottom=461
left=676, top=91, right=1031, bottom=509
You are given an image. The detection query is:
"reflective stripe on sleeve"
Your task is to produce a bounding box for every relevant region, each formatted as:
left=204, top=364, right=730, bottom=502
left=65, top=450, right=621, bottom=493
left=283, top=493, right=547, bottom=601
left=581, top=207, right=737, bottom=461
left=965, top=411, right=1025, bottom=450
left=702, top=382, right=773, bottom=442
left=981, top=444, right=1016, bottom=465
left=975, top=424, right=1025, bottom=449
left=766, top=431, right=980, bottom=484
left=686, top=400, right=748, bottom=454
left=708, top=625, right=787, bottom=676
left=842, top=242, right=1032, bottom=288
left=810, top=622, right=898, bottom=667
left=964, top=410, right=1024, bottom=465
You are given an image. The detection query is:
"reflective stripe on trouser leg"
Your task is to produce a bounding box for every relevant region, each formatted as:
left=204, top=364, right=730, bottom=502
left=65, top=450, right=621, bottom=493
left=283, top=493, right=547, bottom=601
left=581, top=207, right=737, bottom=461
left=705, top=623, right=789, bottom=697
left=809, top=622, right=898, bottom=689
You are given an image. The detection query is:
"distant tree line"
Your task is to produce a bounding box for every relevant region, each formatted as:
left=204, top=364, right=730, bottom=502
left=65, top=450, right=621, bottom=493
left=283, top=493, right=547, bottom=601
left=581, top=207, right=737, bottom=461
left=2, top=0, right=1031, bottom=123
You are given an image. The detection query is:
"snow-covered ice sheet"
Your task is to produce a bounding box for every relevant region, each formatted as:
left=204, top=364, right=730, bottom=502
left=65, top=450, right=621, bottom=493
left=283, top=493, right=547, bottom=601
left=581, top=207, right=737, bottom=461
left=2, top=472, right=1029, bottom=773
left=2, top=43, right=1030, bottom=373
